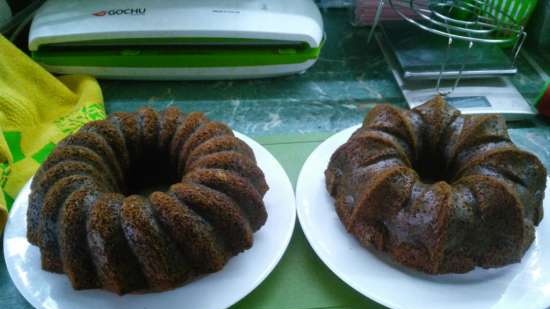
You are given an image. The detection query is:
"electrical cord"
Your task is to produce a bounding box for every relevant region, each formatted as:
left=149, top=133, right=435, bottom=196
left=0, top=0, right=45, bottom=40
left=8, top=5, right=37, bottom=41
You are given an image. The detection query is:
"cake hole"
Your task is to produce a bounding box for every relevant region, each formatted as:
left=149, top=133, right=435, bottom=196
left=125, top=156, right=178, bottom=196
left=413, top=155, right=450, bottom=184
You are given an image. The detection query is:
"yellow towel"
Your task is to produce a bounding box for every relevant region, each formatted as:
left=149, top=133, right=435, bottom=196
left=0, top=35, right=106, bottom=232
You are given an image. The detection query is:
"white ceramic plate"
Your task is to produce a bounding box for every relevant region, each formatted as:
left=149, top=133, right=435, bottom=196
left=296, top=125, right=550, bottom=309
left=4, top=132, right=296, bottom=309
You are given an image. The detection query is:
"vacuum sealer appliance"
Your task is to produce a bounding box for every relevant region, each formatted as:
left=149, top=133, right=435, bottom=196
left=29, top=0, right=324, bottom=80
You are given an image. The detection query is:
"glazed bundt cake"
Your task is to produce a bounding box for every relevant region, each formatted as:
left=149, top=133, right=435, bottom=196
left=325, top=96, right=547, bottom=274
left=27, top=107, right=269, bottom=294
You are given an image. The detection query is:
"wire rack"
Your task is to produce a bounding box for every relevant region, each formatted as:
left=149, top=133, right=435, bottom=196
left=368, top=0, right=528, bottom=95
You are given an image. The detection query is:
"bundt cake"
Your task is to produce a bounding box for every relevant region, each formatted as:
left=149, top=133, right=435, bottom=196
left=27, top=107, right=269, bottom=294
left=325, top=96, right=547, bottom=274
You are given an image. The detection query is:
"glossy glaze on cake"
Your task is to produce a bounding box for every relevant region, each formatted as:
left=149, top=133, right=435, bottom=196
left=325, top=96, right=547, bottom=274
left=27, top=107, right=269, bottom=294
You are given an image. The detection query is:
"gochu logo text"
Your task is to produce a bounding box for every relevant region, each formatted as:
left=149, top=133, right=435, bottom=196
left=92, top=8, right=146, bottom=16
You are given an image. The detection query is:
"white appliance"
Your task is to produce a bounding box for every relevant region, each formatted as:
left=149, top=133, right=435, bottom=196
left=28, top=0, right=324, bottom=80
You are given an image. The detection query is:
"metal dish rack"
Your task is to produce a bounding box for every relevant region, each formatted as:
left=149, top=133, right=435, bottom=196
left=367, top=0, right=537, bottom=119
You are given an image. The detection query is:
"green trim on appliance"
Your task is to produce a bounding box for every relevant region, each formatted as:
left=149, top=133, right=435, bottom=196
left=47, top=37, right=306, bottom=47
left=32, top=41, right=323, bottom=68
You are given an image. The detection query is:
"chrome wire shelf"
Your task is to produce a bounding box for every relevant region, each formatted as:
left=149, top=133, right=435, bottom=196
left=368, top=0, right=528, bottom=95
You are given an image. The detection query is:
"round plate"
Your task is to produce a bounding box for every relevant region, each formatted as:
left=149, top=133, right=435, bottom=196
left=4, top=132, right=296, bottom=309
left=296, top=125, right=550, bottom=309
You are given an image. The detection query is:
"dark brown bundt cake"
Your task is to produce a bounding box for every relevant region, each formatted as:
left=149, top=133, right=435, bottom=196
left=27, top=107, right=269, bottom=294
left=325, top=96, right=547, bottom=274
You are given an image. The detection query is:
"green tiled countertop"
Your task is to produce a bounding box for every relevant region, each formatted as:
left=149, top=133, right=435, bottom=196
left=2, top=9, right=550, bottom=309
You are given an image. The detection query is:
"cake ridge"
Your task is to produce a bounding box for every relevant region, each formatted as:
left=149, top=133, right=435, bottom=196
left=80, top=120, right=130, bottom=171
left=187, top=151, right=268, bottom=195
left=148, top=191, right=228, bottom=273
left=363, top=104, right=419, bottom=161
left=137, top=107, right=160, bottom=153
left=169, top=181, right=254, bottom=255
left=186, top=135, right=256, bottom=168
left=157, top=107, right=185, bottom=153
left=169, top=112, right=207, bottom=167
left=33, top=145, right=119, bottom=188
left=39, top=175, right=105, bottom=272
left=59, top=188, right=101, bottom=290
left=176, top=121, right=234, bottom=178
left=28, top=160, right=114, bottom=245
left=110, top=112, right=143, bottom=164
left=86, top=193, right=148, bottom=294
left=184, top=168, right=267, bottom=231
left=59, top=132, right=125, bottom=187
left=360, top=128, right=414, bottom=163
left=120, top=195, right=191, bottom=290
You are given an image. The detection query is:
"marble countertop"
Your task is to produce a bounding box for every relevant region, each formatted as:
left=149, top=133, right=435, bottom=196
left=100, top=10, right=550, bottom=170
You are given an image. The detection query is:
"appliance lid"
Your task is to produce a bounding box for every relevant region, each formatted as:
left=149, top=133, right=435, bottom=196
left=29, top=0, right=324, bottom=51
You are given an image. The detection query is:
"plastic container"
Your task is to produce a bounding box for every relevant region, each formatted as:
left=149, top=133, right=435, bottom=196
left=353, top=0, right=427, bottom=26
left=353, top=1, right=537, bottom=27
left=486, top=0, right=537, bottom=24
